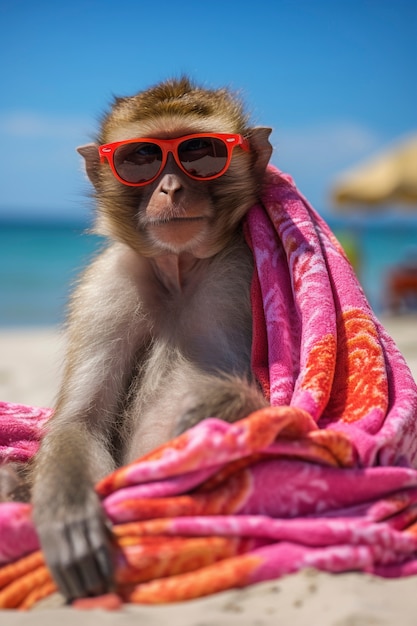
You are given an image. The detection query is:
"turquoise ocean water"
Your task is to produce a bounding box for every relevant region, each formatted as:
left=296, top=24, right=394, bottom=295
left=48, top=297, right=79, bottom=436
left=0, top=216, right=416, bottom=327
left=0, top=221, right=104, bottom=327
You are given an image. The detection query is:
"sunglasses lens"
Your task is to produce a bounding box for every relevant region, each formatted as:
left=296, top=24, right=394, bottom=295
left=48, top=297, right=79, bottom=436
left=178, top=137, right=228, bottom=178
left=113, top=142, right=163, bottom=184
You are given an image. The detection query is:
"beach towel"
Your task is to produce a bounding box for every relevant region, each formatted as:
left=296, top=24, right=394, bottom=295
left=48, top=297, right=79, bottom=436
left=1, top=165, right=417, bottom=610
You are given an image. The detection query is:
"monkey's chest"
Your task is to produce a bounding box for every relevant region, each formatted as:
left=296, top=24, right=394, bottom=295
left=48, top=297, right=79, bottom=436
left=149, top=285, right=253, bottom=375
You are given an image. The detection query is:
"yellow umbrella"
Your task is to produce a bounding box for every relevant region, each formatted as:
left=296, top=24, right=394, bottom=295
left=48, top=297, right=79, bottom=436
left=332, top=134, right=417, bottom=208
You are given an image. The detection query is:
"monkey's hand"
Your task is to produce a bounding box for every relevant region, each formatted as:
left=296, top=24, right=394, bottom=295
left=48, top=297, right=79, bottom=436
left=34, top=489, right=114, bottom=600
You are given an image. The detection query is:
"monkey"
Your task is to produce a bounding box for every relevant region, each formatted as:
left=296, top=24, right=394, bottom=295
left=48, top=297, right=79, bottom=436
left=2, top=77, right=273, bottom=600
left=0, top=462, right=31, bottom=502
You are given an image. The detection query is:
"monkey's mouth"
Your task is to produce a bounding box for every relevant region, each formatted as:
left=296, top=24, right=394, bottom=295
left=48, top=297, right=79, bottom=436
left=147, top=216, right=208, bottom=250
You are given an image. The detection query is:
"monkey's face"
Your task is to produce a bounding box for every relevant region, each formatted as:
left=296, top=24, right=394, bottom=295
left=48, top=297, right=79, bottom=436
left=105, top=118, right=243, bottom=257
left=131, top=162, right=220, bottom=257
left=79, top=112, right=272, bottom=258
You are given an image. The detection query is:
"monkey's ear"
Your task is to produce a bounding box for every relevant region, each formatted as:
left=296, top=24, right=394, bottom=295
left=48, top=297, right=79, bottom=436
left=248, top=127, right=273, bottom=175
left=77, top=143, right=101, bottom=189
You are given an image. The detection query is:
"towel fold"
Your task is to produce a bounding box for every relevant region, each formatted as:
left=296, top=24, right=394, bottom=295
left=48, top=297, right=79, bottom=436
left=1, top=166, right=417, bottom=609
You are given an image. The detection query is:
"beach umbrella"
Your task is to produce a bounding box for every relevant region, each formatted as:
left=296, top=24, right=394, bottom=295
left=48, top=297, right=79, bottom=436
left=331, top=134, right=417, bottom=209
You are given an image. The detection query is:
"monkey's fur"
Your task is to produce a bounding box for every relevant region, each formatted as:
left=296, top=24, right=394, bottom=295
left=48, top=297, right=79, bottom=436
left=2, top=78, right=273, bottom=600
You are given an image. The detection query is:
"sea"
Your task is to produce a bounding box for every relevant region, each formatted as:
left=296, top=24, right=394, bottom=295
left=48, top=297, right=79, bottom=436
left=1, top=214, right=417, bottom=327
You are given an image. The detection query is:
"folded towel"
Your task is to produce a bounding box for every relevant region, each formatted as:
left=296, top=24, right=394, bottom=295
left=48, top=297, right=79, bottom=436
left=1, top=166, right=416, bottom=609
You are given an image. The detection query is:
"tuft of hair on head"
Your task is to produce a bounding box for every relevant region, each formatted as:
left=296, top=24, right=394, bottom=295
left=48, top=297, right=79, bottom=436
left=100, top=76, right=250, bottom=140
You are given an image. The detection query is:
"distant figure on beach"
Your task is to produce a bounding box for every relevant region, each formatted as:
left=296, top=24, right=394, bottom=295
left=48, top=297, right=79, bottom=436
left=386, top=247, right=417, bottom=313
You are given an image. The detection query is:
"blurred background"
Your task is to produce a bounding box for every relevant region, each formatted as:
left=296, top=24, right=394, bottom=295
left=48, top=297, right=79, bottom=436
left=1, top=0, right=416, bottom=326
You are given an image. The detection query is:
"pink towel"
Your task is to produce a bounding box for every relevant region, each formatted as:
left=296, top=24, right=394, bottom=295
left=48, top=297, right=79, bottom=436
left=1, top=165, right=417, bottom=609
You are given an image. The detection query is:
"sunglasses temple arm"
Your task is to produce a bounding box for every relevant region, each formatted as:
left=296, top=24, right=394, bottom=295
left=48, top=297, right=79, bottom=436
left=240, top=137, right=250, bottom=152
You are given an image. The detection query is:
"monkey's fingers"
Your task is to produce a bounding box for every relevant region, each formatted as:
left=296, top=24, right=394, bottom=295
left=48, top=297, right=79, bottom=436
left=83, top=513, right=115, bottom=594
left=37, top=521, right=83, bottom=600
left=67, top=515, right=113, bottom=599
left=39, top=512, right=114, bottom=600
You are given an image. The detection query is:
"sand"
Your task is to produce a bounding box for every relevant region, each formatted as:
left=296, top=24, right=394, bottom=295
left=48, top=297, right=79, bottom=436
left=0, top=314, right=417, bottom=624
left=1, top=315, right=416, bottom=410
left=2, top=570, right=417, bottom=625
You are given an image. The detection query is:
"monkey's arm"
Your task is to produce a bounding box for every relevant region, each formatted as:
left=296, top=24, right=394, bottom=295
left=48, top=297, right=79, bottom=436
left=32, top=245, right=148, bottom=599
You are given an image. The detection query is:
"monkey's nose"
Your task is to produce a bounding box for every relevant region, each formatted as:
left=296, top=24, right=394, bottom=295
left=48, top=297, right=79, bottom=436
left=160, top=174, right=183, bottom=194
left=158, top=154, right=185, bottom=197
left=158, top=171, right=185, bottom=201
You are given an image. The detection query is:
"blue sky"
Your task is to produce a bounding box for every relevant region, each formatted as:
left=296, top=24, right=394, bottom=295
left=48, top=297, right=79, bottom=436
left=0, top=0, right=416, bottom=221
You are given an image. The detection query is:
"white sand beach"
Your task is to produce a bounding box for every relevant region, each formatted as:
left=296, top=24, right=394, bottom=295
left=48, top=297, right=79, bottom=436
left=1, top=315, right=416, bottom=409
left=0, top=314, right=417, bottom=624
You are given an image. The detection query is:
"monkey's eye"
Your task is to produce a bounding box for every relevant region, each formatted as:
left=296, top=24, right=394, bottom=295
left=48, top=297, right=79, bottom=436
left=179, top=138, right=211, bottom=159
left=134, top=143, right=161, bottom=158
left=178, top=136, right=228, bottom=178
left=116, top=142, right=162, bottom=163
left=182, top=138, right=210, bottom=151
left=113, top=142, right=163, bottom=184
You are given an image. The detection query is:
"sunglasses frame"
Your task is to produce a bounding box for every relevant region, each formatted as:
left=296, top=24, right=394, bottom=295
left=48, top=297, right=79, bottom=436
left=98, top=133, right=250, bottom=186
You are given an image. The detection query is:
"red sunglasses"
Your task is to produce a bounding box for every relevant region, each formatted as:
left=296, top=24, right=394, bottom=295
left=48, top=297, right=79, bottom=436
left=98, top=133, right=250, bottom=186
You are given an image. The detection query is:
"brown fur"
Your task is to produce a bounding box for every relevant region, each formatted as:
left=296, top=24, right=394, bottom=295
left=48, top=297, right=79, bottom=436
left=100, top=77, right=250, bottom=139
left=5, top=78, right=273, bottom=600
